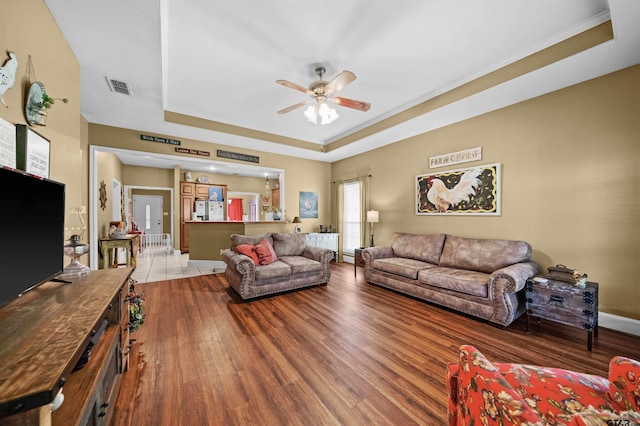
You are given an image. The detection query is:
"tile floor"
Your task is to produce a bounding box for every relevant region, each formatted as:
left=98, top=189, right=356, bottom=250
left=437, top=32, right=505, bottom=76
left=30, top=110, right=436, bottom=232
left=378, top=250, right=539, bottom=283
left=130, top=246, right=216, bottom=284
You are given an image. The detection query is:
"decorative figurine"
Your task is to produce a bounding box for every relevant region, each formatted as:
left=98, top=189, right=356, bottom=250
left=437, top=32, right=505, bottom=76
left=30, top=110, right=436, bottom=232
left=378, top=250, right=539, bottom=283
left=0, top=52, right=18, bottom=107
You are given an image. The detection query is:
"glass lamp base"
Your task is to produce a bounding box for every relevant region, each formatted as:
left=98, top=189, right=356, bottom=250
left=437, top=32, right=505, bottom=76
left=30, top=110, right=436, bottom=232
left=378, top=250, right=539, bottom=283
left=60, top=241, right=91, bottom=278
left=59, top=257, right=91, bottom=278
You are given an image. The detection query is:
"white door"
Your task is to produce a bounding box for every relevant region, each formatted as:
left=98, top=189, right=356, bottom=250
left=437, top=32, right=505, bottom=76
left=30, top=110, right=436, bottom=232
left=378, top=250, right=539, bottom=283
left=133, top=195, right=163, bottom=235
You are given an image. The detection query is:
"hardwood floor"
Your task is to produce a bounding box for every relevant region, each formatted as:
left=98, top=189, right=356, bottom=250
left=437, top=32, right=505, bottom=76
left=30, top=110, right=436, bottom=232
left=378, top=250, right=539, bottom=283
left=113, top=263, right=640, bottom=426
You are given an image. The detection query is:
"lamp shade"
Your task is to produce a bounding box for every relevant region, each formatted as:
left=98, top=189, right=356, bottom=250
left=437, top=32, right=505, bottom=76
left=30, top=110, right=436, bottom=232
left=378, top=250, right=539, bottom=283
left=367, top=210, right=379, bottom=223
left=292, top=216, right=302, bottom=224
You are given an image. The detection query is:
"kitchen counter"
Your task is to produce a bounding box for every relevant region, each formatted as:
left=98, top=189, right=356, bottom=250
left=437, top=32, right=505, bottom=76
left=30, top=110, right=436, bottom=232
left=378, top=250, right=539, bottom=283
left=186, top=221, right=292, bottom=264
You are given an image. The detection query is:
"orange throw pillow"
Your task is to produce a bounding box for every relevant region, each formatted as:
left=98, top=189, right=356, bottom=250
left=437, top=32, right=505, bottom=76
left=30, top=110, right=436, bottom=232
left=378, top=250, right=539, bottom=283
left=235, top=244, right=258, bottom=265
left=254, top=238, right=278, bottom=265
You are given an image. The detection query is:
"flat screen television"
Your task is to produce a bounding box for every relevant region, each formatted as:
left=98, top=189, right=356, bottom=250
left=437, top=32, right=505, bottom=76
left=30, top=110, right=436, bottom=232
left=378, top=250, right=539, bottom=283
left=0, top=166, right=66, bottom=308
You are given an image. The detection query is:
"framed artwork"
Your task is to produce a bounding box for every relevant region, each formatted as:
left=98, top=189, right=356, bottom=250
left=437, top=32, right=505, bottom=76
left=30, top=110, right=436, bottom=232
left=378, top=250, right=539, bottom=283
left=299, top=191, right=318, bottom=218
left=16, top=124, right=50, bottom=178
left=208, top=186, right=224, bottom=202
left=0, top=117, right=16, bottom=168
left=416, top=163, right=501, bottom=215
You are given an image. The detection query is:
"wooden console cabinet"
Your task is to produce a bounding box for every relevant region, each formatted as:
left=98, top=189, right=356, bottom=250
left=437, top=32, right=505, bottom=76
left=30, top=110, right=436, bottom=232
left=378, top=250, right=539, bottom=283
left=526, top=277, right=599, bottom=352
left=0, top=268, right=133, bottom=425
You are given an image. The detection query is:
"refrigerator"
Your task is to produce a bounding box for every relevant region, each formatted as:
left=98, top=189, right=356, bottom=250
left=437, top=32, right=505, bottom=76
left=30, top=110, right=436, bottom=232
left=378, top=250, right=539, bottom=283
left=194, top=200, right=207, bottom=220
left=208, top=201, right=224, bottom=221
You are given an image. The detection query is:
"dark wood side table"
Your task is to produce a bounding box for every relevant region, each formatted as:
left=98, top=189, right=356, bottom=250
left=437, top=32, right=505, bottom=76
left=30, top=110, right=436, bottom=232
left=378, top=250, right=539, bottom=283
left=354, top=248, right=365, bottom=276
left=525, top=277, right=599, bottom=352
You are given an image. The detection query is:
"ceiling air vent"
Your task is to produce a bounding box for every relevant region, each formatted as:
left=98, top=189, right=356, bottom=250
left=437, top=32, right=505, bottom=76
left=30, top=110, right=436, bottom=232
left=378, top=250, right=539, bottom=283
left=105, top=77, right=133, bottom=96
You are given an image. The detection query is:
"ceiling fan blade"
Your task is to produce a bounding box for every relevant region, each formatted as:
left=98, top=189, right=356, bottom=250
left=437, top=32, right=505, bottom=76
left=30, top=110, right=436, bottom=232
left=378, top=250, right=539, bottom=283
left=333, top=97, right=371, bottom=112
left=324, top=70, right=356, bottom=95
left=276, top=79, right=312, bottom=95
left=277, top=100, right=312, bottom=114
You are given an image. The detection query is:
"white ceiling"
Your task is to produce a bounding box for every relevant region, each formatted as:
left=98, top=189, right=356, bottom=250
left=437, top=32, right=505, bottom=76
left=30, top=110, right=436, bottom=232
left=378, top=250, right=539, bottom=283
left=44, top=0, right=640, bottom=174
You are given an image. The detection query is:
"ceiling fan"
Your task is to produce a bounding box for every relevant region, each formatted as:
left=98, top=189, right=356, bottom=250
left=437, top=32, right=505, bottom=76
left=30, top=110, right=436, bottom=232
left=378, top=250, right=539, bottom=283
left=276, top=67, right=371, bottom=124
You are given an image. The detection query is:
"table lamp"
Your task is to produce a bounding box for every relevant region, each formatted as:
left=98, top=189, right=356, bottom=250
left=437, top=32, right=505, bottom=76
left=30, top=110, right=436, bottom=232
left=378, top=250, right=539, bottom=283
left=292, top=216, right=302, bottom=233
left=367, top=210, right=379, bottom=247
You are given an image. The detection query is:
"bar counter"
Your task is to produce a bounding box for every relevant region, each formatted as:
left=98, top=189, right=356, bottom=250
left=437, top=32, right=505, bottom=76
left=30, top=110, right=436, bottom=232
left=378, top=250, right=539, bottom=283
left=186, top=220, right=292, bottom=261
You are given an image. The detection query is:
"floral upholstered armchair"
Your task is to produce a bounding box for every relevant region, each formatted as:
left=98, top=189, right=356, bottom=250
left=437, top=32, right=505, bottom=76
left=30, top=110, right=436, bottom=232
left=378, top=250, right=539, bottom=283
left=446, top=345, right=640, bottom=425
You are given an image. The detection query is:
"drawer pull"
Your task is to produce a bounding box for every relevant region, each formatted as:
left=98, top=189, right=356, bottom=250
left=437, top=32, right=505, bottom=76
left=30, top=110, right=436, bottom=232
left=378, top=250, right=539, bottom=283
left=583, top=292, right=595, bottom=304
left=549, top=295, right=564, bottom=304
left=583, top=309, right=593, bottom=317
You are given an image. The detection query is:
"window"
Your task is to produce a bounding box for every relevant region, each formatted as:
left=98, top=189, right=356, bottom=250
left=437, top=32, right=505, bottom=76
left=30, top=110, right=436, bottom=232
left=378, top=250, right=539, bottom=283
left=342, top=181, right=361, bottom=255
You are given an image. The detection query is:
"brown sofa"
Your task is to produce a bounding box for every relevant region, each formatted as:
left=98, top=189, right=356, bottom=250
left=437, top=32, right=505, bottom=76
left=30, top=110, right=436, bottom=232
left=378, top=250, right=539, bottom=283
left=363, top=233, right=540, bottom=326
left=222, top=233, right=334, bottom=300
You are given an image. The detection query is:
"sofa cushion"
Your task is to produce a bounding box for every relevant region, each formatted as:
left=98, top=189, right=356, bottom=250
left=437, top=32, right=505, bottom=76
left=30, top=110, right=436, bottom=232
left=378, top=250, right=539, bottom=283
left=230, top=233, right=273, bottom=251
left=254, top=260, right=291, bottom=282
left=495, top=362, right=616, bottom=423
left=235, top=243, right=259, bottom=265
left=390, top=232, right=446, bottom=264
left=439, top=235, right=531, bottom=274
left=372, top=257, right=436, bottom=280
left=418, top=266, right=489, bottom=297
left=279, top=256, right=322, bottom=275
left=255, top=238, right=278, bottom=265
left=272, top=233, right=307, bottom=257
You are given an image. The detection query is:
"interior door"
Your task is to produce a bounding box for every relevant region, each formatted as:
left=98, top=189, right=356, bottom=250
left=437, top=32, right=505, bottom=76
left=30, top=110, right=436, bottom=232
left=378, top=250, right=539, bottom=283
left=133, top=195, right=163, bottom=235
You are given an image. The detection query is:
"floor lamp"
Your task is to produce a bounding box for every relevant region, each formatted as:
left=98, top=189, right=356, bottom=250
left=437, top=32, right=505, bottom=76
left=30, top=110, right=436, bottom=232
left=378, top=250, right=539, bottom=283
left=367, top=210, right=379, bottom=247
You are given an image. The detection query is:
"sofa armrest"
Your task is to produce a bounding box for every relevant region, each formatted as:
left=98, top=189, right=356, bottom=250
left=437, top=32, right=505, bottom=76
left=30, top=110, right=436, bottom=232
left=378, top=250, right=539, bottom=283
left=362, top=246, right=393, bottom=263
left=608, top=356, right=640, bottom=412
left=453, top=345, right=541, bottom=425
left=222, top=248, right=255, bottom=277
left=303, top=245, right=334, bottom=264
left=489, top=261, right=540, bottom=294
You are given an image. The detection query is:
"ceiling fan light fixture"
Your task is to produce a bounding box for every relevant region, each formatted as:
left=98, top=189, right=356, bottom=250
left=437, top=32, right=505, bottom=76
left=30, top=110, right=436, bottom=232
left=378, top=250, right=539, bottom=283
left=304, top=102, right=339, bottom=125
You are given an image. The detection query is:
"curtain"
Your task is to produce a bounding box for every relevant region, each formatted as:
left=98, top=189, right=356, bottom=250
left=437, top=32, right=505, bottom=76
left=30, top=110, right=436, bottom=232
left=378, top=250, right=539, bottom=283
left=228, top=198, right=244, bottom=221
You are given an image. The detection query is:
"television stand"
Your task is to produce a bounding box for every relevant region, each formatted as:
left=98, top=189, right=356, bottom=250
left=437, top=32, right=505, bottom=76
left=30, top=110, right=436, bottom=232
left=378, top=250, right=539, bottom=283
left=0, top=268, right=133, bottom=425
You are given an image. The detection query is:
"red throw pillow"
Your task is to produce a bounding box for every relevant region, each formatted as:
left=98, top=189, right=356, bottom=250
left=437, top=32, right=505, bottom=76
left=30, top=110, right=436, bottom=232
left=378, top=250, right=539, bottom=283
left=235, top=244, right=258, bottom=265
left=254, top=238, right=278, bottom=265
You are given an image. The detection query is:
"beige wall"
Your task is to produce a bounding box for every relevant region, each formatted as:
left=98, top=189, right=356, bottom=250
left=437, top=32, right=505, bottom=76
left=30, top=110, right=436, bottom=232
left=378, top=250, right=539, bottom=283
left=1, top=0, right=86, bottom=258
left=124, top=164, right=174, bottom=188
left=333, top=65, right=640, bottom=320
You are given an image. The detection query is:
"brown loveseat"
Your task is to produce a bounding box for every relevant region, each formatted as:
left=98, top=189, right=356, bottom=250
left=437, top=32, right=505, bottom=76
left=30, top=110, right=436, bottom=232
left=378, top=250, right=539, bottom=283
left=363, top=233, right=540, bottom=326
left=222, top=233, right=334, bottom=300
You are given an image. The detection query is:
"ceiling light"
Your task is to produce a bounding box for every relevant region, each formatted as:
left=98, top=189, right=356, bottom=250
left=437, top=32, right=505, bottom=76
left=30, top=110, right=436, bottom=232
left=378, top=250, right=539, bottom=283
left=304, top=102, right=339, bottom=125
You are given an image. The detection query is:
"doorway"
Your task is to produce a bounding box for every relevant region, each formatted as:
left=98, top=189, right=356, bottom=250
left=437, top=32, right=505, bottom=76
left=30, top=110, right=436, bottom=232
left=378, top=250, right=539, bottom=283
left=132, top=194, right=163, bottom=235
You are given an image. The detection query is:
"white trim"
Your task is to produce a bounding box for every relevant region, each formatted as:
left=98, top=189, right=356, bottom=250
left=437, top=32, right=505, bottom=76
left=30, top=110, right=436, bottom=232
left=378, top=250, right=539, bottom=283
left=188, top=259, right=226, bottom=270
left=599, top=312, right=640, bottom=337
left=89, top=146, right=98, bottom=269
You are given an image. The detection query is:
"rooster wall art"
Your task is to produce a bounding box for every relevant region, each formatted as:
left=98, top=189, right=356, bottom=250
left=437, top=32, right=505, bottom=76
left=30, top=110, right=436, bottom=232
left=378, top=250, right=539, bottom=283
left=416, top=163, right=501, bottom=215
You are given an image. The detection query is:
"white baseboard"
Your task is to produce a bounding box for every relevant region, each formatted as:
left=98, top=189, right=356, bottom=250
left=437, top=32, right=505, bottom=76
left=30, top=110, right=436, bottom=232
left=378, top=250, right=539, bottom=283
left=188, top=259, right=226, bottom=271
left=598, top=312, right=640, bottom=336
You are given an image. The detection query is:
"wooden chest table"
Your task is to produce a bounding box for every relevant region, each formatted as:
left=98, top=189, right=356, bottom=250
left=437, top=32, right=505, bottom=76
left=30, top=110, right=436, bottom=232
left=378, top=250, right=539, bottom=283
left=525, top=277, right=599, bottom=351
